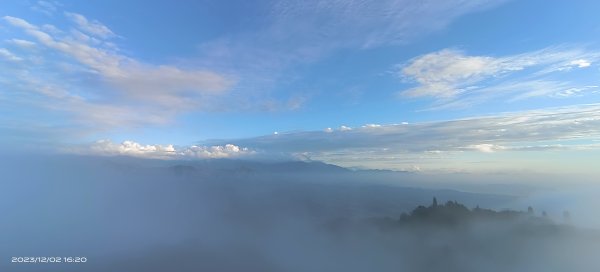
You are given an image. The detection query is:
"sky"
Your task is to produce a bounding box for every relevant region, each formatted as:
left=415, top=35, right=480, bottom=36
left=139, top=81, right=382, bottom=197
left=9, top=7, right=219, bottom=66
left=1, top=0, right=600, bottom=174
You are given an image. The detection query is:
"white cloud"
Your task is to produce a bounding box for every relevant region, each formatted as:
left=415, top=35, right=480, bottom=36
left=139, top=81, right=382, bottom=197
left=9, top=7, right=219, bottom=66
left=0, top=48, right=22, bottom=62
left=339, top=125, right=352, bottom=131
left=465, top=144, right=506, bottom=153
left=6, top=39, right=36, bottom=49
left=553, top=86, right=598, bottom=98
left=192, top=0, right=508, bottom=109
left=86, top=139, right=252, bottom=159
left=570, top=59, right=591, bottom=68
left=269, top=0, right=507, bottom=49
left=499, top=80, right=569, bottom=102
left=398, top=47, right=600, bottom=106
left=179, top=144, right=252, bottom=159
left=400, top=49, right=502, bottom=98
left=64, top=12, right=115, bottom=39
left=3, top=16, right=231, bottom=98
left=90, top=139, right=175, bottom=158
left=31, top=1, right=60, bottom=16
left=1, top=1, right=511, bottom=135
left=1, top=14, right=233, bottom=129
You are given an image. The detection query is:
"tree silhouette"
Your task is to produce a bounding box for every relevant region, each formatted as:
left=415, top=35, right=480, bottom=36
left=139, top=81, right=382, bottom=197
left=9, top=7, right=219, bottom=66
left=396, top=200, right=555, bottom=228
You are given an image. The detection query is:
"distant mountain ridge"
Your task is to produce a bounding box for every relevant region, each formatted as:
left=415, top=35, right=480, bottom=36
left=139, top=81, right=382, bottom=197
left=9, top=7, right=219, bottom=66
left=166, top=159, right=351, bottom=175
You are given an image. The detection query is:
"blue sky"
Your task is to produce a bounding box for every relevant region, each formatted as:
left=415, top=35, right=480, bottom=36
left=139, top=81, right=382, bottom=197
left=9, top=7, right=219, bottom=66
left=1, top=0, right=600, bottom=174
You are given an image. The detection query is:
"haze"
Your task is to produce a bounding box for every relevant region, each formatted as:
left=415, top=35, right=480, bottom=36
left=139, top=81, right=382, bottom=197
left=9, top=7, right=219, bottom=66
left=1, top=0, right=600, bottom=271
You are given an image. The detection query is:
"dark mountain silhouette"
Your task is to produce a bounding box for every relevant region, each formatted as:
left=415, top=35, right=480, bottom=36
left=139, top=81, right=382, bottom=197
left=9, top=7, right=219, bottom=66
left=166, top=159, right=350, bottom=175
left=367, top=198, right=567, bottom=239
left=397, top=198, right=553, bottom=226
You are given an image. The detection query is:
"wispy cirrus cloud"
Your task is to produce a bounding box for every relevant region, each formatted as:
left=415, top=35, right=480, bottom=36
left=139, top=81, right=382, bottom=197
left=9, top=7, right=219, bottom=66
left=199, top=0, right=508, bottom=63
left=552, top=86, right=599, bottom=98
left=64, top=12, right=115, bottom=39
left=30, top=0, right=61, bottom=16
left=5, top=38, right=36, bottom=49
left=266, top=0, right=507, bottom=49
left=193, top=0, right=509, bottom=108
left=0, top=48, right=22, bottom=62
left=397, top=47, right=600, bottom=108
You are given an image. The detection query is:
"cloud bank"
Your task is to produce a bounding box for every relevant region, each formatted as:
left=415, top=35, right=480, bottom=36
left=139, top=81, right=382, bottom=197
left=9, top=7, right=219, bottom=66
left=75, top=104, right=600, bottom=173
left=211, top=104, right=599, bottom=172
left=82, top=139, right=253, bottom=159
left=216, top=104, right=600, bottom=151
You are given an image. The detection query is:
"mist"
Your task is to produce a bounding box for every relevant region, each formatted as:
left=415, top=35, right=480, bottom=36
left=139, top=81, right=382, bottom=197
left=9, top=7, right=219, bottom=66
left=1, top=154, right=599, bottom=272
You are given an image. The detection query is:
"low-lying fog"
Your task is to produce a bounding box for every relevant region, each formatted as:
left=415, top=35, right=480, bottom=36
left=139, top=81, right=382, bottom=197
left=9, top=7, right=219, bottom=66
left=1, top=154, right=599, bottom=271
